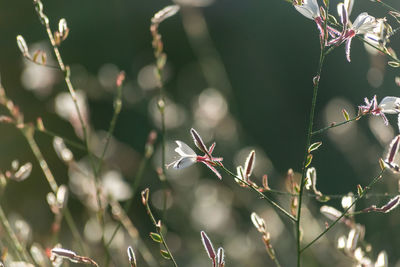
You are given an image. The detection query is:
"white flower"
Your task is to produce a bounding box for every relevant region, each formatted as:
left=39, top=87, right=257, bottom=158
left=378, top=96, right=400, bottom=114
left=334, top=2, right=377, bottom=62
left=170, top=141, right=197, bottom=169
left=294, top=0, right=320, bottom=20
left=352, top=12, right=376, bottom=34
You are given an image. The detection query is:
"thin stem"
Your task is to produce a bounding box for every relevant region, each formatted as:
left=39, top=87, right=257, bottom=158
left=300, top=169, right=385, bottom=252
left=219, top=164, right=297, bottom=222
left=109, top=200, right=158, bottom=267
left=0, top=204, right=32, bottom=263
left=22, top=126, right=87, bottom=254
left=23, top=56, right=60, bottom=69
left=373, top=0, right=400, bottom=13
left=33, top=1, right=111, bottom=259
left=106, top=137, right=153, bottom=247
left=143, top=194, right=178, bottom=267
left=96, top=74, right=124, bottom=266
left=35, top=127, right=87, bottom=152
left=296, top=6, right=329, bottom=265
left=311, top=114, right=363, bottom=136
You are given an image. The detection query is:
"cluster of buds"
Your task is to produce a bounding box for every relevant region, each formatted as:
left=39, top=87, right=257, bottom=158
left=337, top=226, right=388, bottom=266
left=168, top=128, right=223, bottom=179
left=250, top=212, right=277, bottom=261
left=16, top=35, right=47, bottom=65
left=200, top=231, right=225, bottom=267
left=150, top=5, right=180, bottom=83
left=54, top=18, right=69, bottom=46
left=4, top=160, right=32, bottom=182
left=46, top=185, right=68, bottom=233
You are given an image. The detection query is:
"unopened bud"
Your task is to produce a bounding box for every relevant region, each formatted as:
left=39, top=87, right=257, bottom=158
left=127, top=246, right=137, bottom=267
left=16, top=35, right=29, bottom=57
left=141, top=188, right=149, bottom=205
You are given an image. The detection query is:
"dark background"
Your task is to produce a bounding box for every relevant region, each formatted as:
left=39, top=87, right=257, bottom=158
left=1, top=0, right=400, bottom=266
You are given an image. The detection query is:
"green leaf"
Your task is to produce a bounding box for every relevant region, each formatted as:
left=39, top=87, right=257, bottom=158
left=342, top=109, right=350, bottom=121
left=388, top=61, right=400, bottom=68
left=379, top=158, right=386, bottom=171
left=308, top=142, right=322, bottom=153
left=357, top=184, right=363, bottom=196
left=305, top=154, right=313, bottom=168
left=316, top=195, right=330, bottom=202
left=150, top=232, right=162, bottom=243
left=160, top=249, right=171, bottom=259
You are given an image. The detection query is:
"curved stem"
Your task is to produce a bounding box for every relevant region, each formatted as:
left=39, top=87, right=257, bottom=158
left=218, top=165, right=296, bottom=222
left=300, top=169, right=385, bottom=252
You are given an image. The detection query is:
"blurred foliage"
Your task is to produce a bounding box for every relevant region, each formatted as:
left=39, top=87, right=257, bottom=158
left=1, top=0, right=400, bottom=266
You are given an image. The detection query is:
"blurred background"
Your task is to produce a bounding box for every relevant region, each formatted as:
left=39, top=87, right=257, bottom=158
left=1, top=0, right=400, bottom=266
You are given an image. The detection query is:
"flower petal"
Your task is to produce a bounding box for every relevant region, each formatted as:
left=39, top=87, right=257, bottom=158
left=175, top=141, right=197, bottom=157
left=202, top=162, right=222, bottom=179
left=294, top=0, right=320, bottom=20
left=352, top=13, right=376, bottom=34
left=173, top=157, right=197, bottom=169
left=345, top=37, right=353, bottom=62
left=378, top=96, right=400, bottom=114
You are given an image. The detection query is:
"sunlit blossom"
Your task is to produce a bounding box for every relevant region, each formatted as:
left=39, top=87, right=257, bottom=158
left=294, top=0, right=340, bottom=44
left=358, top=95, right=391, bottom=125
left=332, top=2, right=377, bottom=61
left=168, top=128, right=223, bottom=179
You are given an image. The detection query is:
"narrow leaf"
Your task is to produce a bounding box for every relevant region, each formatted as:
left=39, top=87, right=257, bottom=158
left=357, top=184, right=363, bottom=196
left=160, top=250, right=171, bottom=260
left=379, top=158, right=386, bottom=171
left=342, top=108, right=350, bottom=121
left=308, top=142, right=322, bottom=153
left=200, top=231, right=216, bottom=260
left=388, top=61, right=400, bottom=68
left=244, top=150, right=255, bottom=180
left=305, top=154, right=313, bottom=167
left=150, top=232, right=162, bottom=243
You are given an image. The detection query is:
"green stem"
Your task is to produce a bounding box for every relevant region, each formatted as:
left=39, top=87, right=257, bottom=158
left=22, top=127, right=87, bottom=254
left=144, top=196, right=178, bottom=267
left=219, top=165, right=297, bottom=222
left=296, top=5, right=329, bottom=264
left=374, top=0, right=400, bottom=13
left=106, top=144, right=151, bottom=247
left=0, top=204, right=32, bottom=263
left=33, top=1, right=112, bottom=260
left=311, top=115, right=363, bottom=136
left=300, top=169, right=385, bottom=252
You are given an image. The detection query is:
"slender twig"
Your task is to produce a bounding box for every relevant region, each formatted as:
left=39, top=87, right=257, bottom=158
left=94, top=72, right=124, bottom=178
left=311, top=115, right=363, bottom=136
left=109, top=200, right=158, bottom=267
left=218, top=164, right=297, bottom=222
left=22, top=126, right=87, bottom=254
left=300, top=169, right=385, bottom=252
left=373, top=0, right=400, bottom=13
left=0, top=204, right=32, bottom=263
left=106, top=131, right=155, bottom=247
left=23, top=56, right=60, bottom=69
left=35, top=127, right=87, bottom=152
left=106, top=162, right=147, bottom=244
left=142, top=189, right=178, bottom=267
left=296, top=4, right=330, bottom=266
left=33, top=1, right=113, bottom=260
